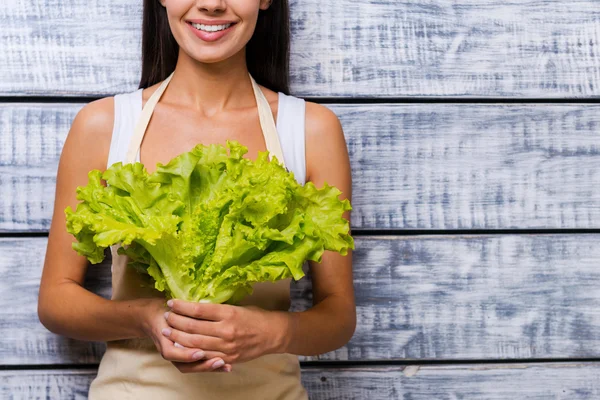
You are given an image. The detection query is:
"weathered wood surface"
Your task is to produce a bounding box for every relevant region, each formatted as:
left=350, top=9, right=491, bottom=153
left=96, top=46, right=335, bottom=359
left=5, top=0, right=599, bottom=399
left=1, top=1, right=600, bottom=97
left=0, top=236, right=109, bottom=365
left=3, top=362, right=600, bottom=399
left=7, top=234, right=600, bottom=365
left=0, top=369, right=94, bottom=400
left=3, top=103, right=600, bottom=232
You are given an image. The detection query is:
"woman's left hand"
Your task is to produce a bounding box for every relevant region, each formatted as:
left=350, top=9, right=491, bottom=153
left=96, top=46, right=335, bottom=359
left=162, top=299, right=288, bottom=373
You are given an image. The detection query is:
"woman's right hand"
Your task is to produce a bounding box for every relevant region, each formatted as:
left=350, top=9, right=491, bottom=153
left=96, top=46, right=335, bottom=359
left=137, top=297, right=232, bottom=373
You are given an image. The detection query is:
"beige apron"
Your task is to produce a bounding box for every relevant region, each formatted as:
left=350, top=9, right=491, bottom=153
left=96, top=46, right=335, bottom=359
left=88, top=71, right=309, bottom=399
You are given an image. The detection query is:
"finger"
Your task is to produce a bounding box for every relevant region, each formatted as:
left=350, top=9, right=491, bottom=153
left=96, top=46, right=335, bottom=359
left=158, top=333, right=207, bottom=363
left=168, top=299, right=232, bottom=321
left=219, top=364, right=233, bottom=373
left=164, top=311, right=222, bottom=336
left=171, top=347, right=232, bottom=372
left=172, top=358, right=217, bottom=373
left=173, top=341, right=227, bottom=361
left=162, top=326, right=228, bottom=355
left=213, top=364, right=233, bottom=373
left=173, top=357, right=232, bottom=374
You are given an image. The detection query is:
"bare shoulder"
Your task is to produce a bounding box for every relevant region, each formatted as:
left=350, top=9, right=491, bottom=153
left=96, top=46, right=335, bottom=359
left=41, top=95, right=116, bottom=289
left=304, top=101, right=350, bottom=188
left=63, top=96, right=115, bottom=172
left=305, top=101, right=343, bottom=133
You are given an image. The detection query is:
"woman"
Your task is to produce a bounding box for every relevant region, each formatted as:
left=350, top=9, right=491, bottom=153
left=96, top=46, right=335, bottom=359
left=38, top=0, right=355, bottom=398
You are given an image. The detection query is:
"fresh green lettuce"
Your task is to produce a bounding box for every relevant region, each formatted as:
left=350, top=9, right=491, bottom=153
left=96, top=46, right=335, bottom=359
left=65, top=140, right=354, bottom=304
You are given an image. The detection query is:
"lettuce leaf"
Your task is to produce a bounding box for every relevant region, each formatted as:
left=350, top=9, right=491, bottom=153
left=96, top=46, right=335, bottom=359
left=65, top=140, right=354, bottom=304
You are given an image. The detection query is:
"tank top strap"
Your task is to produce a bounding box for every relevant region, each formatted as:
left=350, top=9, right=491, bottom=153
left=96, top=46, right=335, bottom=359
left=107, top=89, right=142, bottom=170
left=250, top=75, right=286, bottom=166
left=125, top=73, right=173, bottom=164
left=275, top=92, right=306, bottom=185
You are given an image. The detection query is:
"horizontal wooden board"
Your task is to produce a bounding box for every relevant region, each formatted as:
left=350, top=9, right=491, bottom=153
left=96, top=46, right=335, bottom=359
left=5, top=234, right=600, bottom=365
left=0, top=103, right=600, bottom=232
left=2, top=103, right=600, bottom=231
left=3, top=362, right=600, bottom=399
left=2, top=1, right=600, bottom=97
left=1, top=237, right=110, bottom=365
left=0, top=369, right=94, bottom=400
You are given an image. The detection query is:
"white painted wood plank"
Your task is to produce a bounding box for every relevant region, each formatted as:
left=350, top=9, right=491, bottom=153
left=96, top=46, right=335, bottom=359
left=2, top=103, right=600, bottom=231
left=0, top=104, right=76, bottom=231
left=0, top=237, right=109, bottom=365
left=0, top=369, right=94, bottom=400
left=3, top=363, right=600, bottom=399
left=289, top=0, right=600, bottom=98
left=304, top=362, right=600, bottom=399
left=5, top=234, right=600, bottom=365
left=1, top=1, right=599, bottom=97
left=0, top=1, right=143, bottom=96
left=296, top=234, right=600, bottom=361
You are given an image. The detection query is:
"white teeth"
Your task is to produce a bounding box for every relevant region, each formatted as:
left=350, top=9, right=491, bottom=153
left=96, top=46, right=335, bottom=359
left=191, top=22, right=232, bottom=32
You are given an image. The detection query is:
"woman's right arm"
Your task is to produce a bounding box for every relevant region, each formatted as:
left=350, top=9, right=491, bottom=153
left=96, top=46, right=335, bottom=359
left=37, top=98, right=231, bottom=372
left=38, top=97, right=157, bottom=341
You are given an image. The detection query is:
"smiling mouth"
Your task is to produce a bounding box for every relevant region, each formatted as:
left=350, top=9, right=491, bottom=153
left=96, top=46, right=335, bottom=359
left=187, top=21, right=237, bottom=33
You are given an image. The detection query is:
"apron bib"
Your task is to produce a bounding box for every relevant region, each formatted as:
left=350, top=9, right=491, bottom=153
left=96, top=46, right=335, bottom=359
left=88, top=71, right=308, bottom=400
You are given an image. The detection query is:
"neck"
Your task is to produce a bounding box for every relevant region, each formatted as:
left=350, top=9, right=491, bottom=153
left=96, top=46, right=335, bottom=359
left=166, top=48, right=256, bottom=117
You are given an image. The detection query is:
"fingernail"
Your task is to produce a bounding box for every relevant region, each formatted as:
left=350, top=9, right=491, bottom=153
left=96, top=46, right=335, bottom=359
left=222, top=365, right=232, bottom=373
left=212, top=359, right=225, bottom=369
left=174, top=342, right=185, bottom=349
left=161, top=328, right=171, bottom=337
left=163, top=311, right=170, bottom=320
left=192, top=351, right=205, bottom=360
left=167, top=299, right=174, bottom=307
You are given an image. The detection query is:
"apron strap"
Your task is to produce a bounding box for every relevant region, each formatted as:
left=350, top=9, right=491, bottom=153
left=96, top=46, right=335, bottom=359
left=126, top=71, right=286, bottom=167
left=126, top=71, right=174, bottom=163
left=248, top=74, right=286, bottom=165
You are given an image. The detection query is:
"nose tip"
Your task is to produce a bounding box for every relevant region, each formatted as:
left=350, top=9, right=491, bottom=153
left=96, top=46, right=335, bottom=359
left=197, top=0, right=227, bottom=13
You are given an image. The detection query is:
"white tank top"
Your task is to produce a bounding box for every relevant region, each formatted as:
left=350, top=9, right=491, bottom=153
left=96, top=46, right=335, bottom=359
left=107, top=87, right=307, bottom=185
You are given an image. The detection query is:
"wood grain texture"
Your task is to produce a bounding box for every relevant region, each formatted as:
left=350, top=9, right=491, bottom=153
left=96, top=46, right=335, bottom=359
left=0, top=104, right=76, bottom=231
left=0, top=0, right=143, bottom=97
left=3, top=363, right=600, bottom=399
left=4, top=0, right=599, bottom=396
left=305, top=363, right=600, bottom=399
left=2, top=103, right=600, bottom=231
left=0, top=369, right=94, bottom=400
left=0, top=237, right=109, bottom=365
left=6, top=234, right=600, bottom=365
left=290, top=0, right=600, bottom=98
left=1, top=1, right=599, bottom=97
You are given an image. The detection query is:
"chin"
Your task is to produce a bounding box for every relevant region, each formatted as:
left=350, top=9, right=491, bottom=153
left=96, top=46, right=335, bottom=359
left=187, top=44, right=246, bottom=65
left=190, top=53, right=233, bottom=64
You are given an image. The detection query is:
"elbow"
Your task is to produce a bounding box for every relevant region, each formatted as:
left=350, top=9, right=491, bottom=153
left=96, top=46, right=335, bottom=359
left=37, top=295, right=53, bottom=333
left=349, top=309, right=357, bottom=339
left=333, top=301, right=357, bottom=350
left=343, top=306, right=357, bottom=346
left=37, top=288, right=60, bottom=335
left=330, top=297, right=356, bottom=349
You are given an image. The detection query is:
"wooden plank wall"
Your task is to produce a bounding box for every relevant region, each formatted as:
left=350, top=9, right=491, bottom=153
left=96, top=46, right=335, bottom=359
left=2, top=0, right=600, bottom=398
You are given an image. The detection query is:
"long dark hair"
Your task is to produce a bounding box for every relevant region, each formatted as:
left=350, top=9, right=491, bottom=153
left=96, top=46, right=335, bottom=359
left=138, top=1, right=290, bottom=94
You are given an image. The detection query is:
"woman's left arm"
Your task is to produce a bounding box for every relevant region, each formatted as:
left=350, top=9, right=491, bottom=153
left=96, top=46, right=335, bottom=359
left=162, top=103, right=355, bottom=371
left=275, top=101, right=356, bottom=356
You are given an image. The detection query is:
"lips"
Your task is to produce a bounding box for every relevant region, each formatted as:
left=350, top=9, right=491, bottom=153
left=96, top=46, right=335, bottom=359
left=187, top=21, right=237, bottom=42
left=186, top=19, right=237, bottom=25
